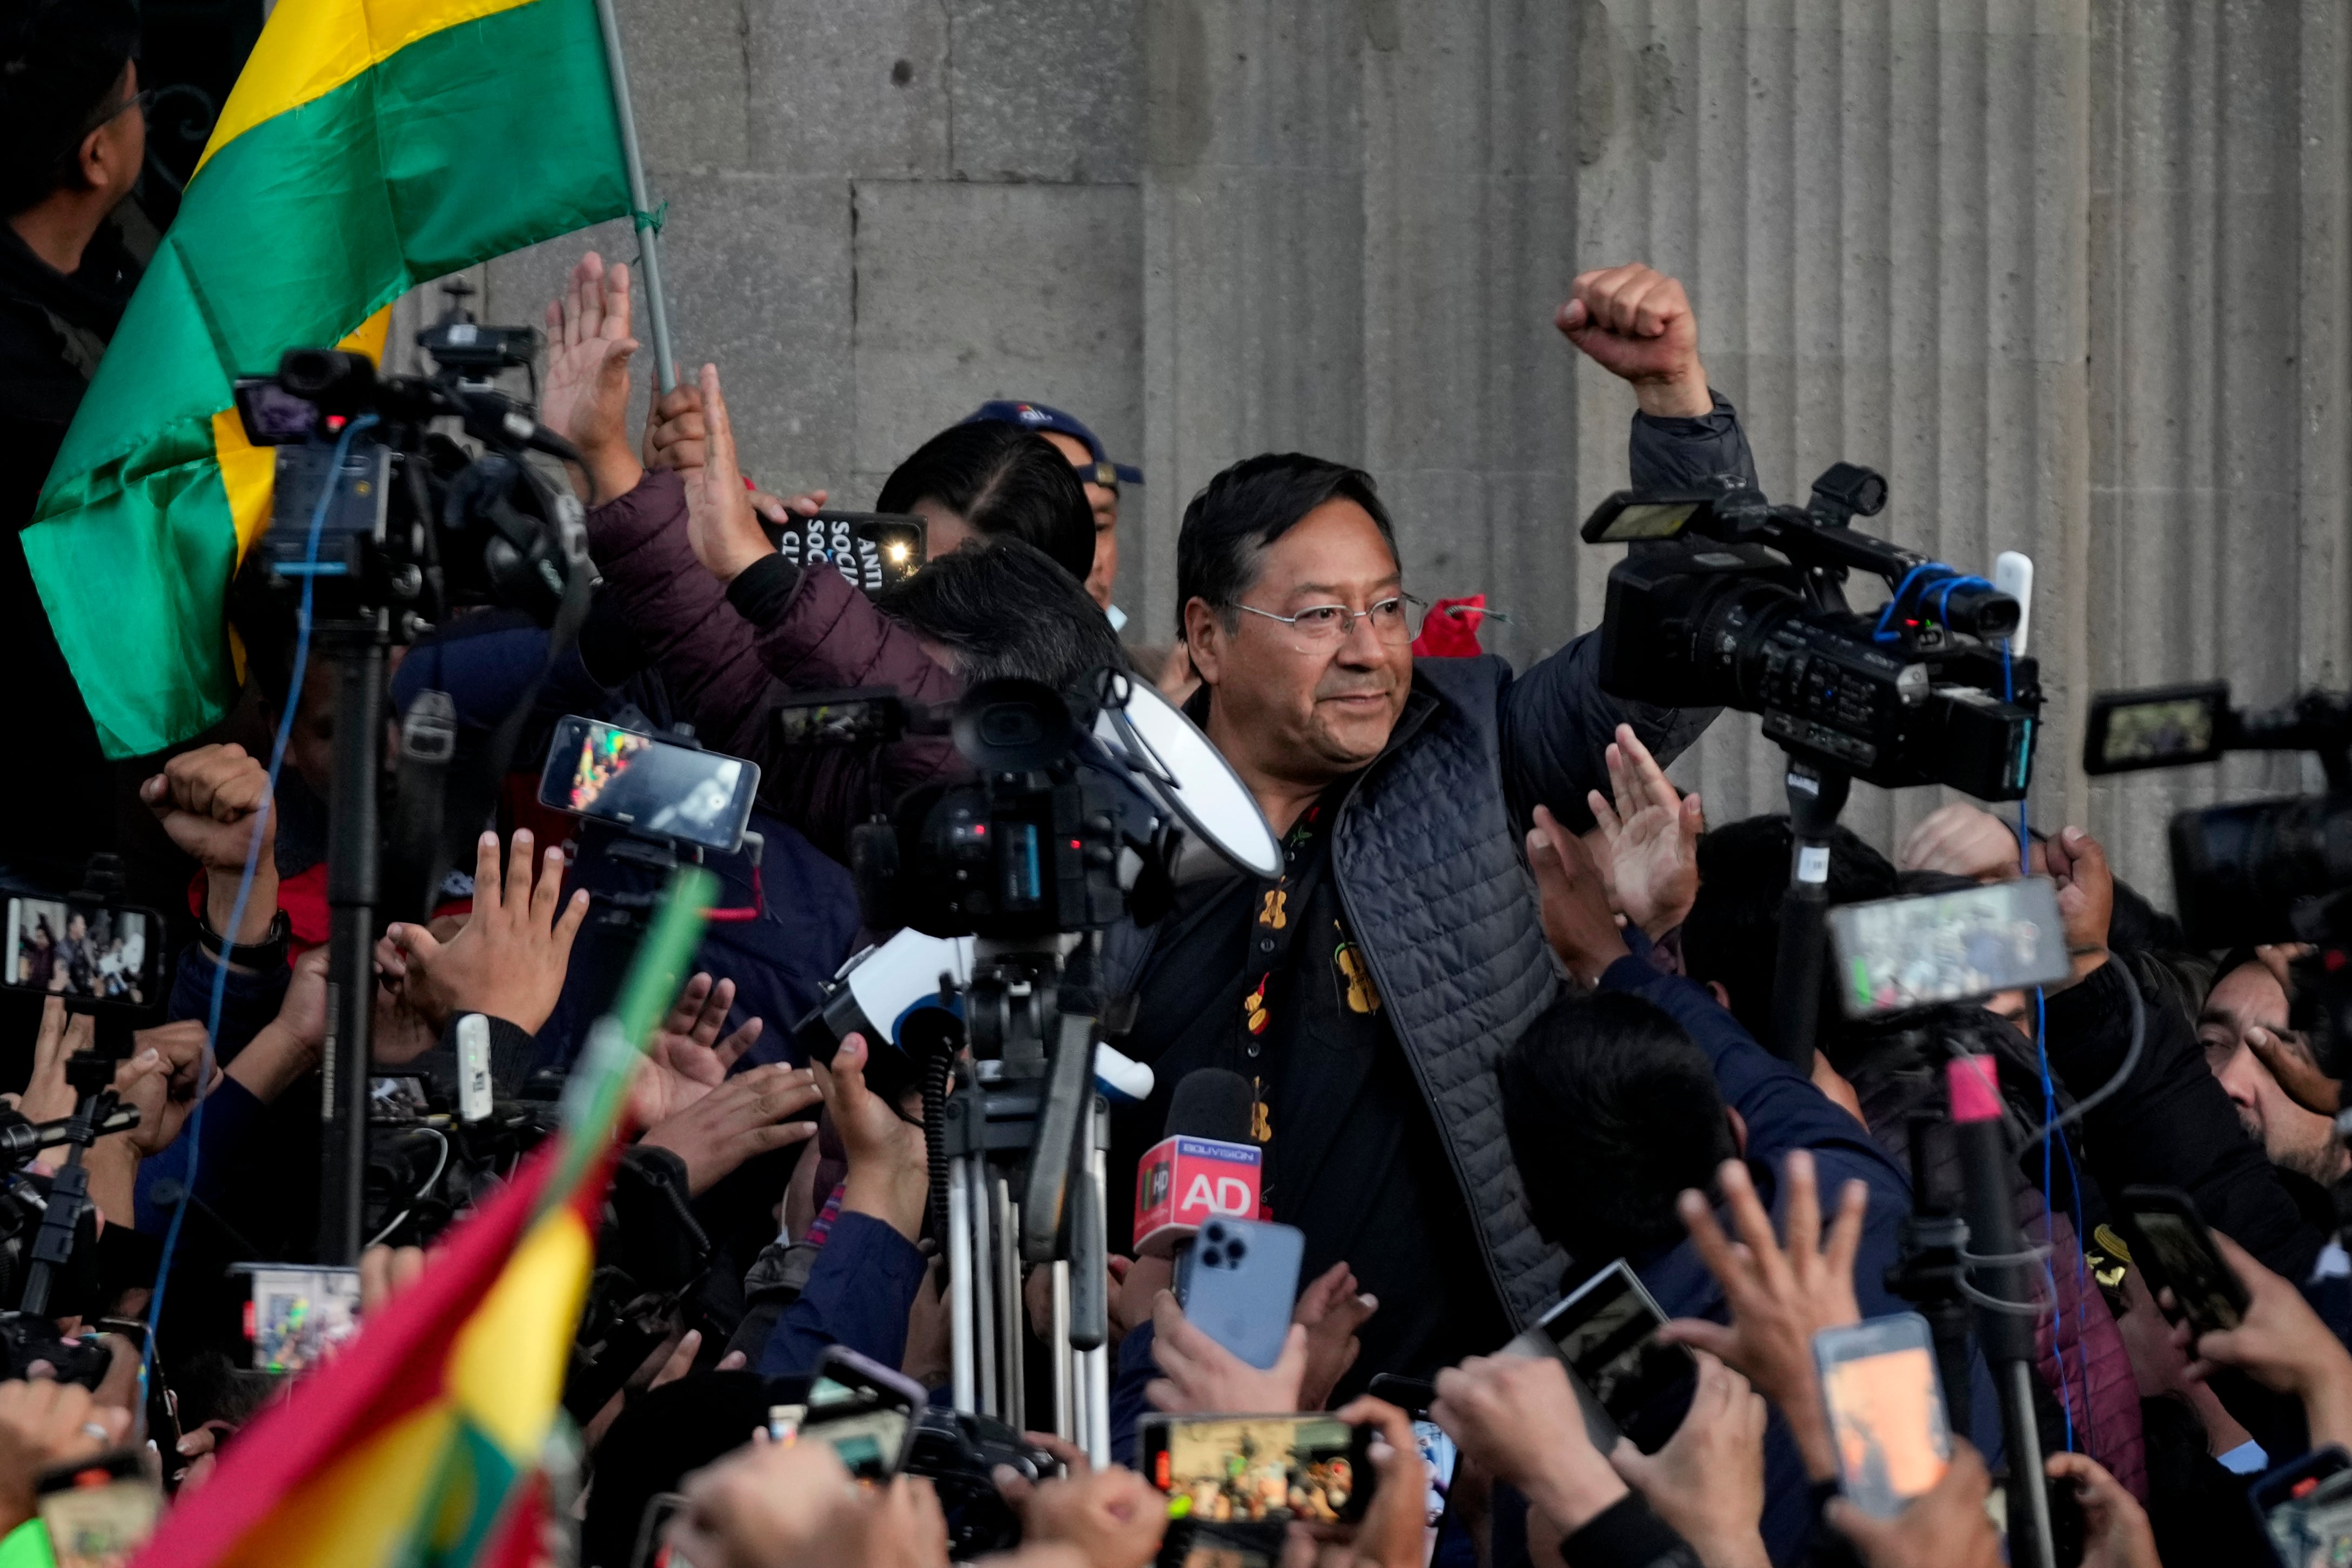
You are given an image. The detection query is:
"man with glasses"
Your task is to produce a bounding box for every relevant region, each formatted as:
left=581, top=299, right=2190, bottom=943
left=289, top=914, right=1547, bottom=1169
left=0, top=0, right=144, bottom=884
left=1102, top=264, right=1757, bottom=1398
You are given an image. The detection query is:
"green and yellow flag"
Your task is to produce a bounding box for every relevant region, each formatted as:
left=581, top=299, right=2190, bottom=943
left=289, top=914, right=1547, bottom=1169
left=26, top=0, right=633, bottom=759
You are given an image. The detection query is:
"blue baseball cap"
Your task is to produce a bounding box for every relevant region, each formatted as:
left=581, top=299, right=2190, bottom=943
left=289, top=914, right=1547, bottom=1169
left=964, top=400, right=1143, bottom=487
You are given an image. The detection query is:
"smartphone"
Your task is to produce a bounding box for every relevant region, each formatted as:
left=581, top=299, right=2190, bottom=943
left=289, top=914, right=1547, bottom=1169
left=770, top=511, right=927, bottom=596
left=1178, top=1217, right=1305, bottom=1371
left=801, top=1346, right=924, bottom=1482
left=1157, top=1520, right=1279, bottom=1568
left=238, top=1265, right=361, bottom=1373
left=1366, top=1375, right=1437, bottom=1418
left=3, top=897, right=163, bottom=1008
left=1814, top=1314, right=1952, bottom=1518
left=1140, top=1413, right=1378, bottom=1525
left=36, top=1449, right=160, bottom=1568
left=631, top=1490, right=693, bottom=1568
left=1827, top=876, right=2071, bottom=1018
left=2119, top=1185, right=2251, bottom=1337
left=773, top=689, right=910, bottom=748
left=2250, top=1444, right=2352, bottom=1567
left=537, top=715, right=760, bottom=854
left=1525, top=1259, right=1697, bottom=1454
left=2081, top=682, right=2230, bottom=773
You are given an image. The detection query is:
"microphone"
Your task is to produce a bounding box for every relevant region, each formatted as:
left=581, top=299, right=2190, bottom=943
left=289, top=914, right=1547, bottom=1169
left=1133, top=1068, right=1263, bottom=1257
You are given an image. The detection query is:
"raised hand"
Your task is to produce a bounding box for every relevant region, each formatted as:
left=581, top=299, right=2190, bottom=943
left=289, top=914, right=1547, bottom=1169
left=1527, top=804, right=1631, bottom=987
left=1608, top=1352, right=1770, bottom=1568
left=633, top=972, right=765, bottom=1128
left=2046, top=1452, right=2159, bottom=1568
left=1293, top=1260, right=1378, bottom=1412
left=140, top=742, right=279, bottom=947
left=1585, top=723, right=1703, bottom=937
left=1896, top=803, right=2031, bottom=884
left=1431, top=1354, right=1626, bottom=1537
left=1658, top=1150, right=1868, bottom=1482
left=386, top=830, right=589, bottom=1036
left=2180, top=1229, right=2352, bottom=1451
left=1146, top=1289, right=1309, bottom=1416
left=819, top=1033, right=930, bottom=1239
left=674, top=363, right=775, bottom=583
left=639, top=1063, right=821, bottom=1196
left=19, top=998, right=90, bottom=1127
left=112, top=1017, right=217, bottom=1157
left=228, top=946, right=329, bottom=1104
left=539, top=251, right=641, bottom=501
left=1556, top=264, right=1711, bottom=418
left=2042, top=825, right=2114, bottom=988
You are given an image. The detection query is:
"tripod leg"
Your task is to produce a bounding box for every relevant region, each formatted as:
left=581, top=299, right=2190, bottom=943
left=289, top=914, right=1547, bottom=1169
left=1050, top=1261, right=1074, bottom=1442
left=948, top=1152, right=977, bottom=1414
left=995, top=1177, right=1025, bottom=1431
left=973, top=1158, right=1001, bottom=1419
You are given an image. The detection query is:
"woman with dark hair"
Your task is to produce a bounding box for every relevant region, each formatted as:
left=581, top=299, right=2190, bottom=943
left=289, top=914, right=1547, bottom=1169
left=874, top=420, right=1096, bottom=585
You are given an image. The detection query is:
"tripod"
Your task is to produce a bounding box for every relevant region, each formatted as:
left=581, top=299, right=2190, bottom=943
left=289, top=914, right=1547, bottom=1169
left=318, top=622, right=391, bottom=1264
left=16, top=1003, right=133, bottom=1319
left=941, top=936, right=1113, bottom=1465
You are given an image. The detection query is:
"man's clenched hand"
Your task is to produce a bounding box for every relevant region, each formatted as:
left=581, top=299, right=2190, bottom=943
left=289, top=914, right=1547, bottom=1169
left=141, top=743, right=279, bottom=946
left=1557, top=264, right=1712, bottom=418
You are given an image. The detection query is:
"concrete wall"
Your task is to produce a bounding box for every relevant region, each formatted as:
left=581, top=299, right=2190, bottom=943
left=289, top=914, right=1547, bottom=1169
left=417, top=0, right=2352, bottom=897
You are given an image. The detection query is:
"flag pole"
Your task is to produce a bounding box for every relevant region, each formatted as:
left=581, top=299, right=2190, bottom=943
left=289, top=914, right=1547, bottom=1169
left=593, top=0, right=678, bottom=392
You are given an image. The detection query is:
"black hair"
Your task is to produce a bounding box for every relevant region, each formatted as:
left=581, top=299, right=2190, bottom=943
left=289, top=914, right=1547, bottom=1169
left=0, top=0, right=140, bottom=216
left=1174, top=453, right=1397, bottom=639
left=875, top=421, right=1095, bottom=584
left=1499, top=990, right=1736, bottom=1266
left=876, top=537, right=1129, bottom=691
left=1680, top=813, right=1897, bottom=1047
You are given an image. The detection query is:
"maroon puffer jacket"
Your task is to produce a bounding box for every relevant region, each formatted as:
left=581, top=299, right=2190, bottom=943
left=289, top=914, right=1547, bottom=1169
left=583, top=470, right=962, bottom=865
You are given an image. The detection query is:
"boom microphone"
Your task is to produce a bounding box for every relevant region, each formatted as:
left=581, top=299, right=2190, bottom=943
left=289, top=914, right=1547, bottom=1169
left=1133, top=1068, right=1262, bottom=1256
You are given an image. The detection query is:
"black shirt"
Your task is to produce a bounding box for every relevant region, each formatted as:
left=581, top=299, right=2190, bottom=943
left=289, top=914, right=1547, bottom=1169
left=1109, top=783, right=1509, bottom=1397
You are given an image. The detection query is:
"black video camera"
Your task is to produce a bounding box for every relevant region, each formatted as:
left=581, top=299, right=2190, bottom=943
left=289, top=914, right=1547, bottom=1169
left=1582, top=465, right=2040, bottom=800
left=2081, top=681, right=2352, bottom=949
left=230, top=283, right=588, bottom=638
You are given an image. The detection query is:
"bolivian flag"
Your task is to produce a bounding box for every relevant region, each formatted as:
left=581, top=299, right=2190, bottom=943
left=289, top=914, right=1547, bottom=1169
left=26, top=0, right=632, bottom=760
left=132, top=869, right=713, bottom=1568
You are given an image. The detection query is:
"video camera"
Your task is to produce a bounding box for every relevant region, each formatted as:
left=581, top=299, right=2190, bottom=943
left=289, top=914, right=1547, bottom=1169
left=2082, top=681, right=2352, bottom=950
left=1582, top=464, right=2040, bottom=800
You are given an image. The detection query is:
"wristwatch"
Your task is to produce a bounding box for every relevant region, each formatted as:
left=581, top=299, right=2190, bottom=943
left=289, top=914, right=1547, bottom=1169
left=197, top=907, right=292, bottom=971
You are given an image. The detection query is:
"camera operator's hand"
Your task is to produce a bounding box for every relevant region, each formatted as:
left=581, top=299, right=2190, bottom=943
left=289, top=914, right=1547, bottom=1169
left=639, top=1062, right=821, bottom=1197
left=1607, top=1353, right=1769, bottom=1568
left=540, top=251, right=643, bottom=503
left=2045, top=1452, right=2159, bottom=1568
left=995, top=1436, right=1166, bottom=1568
left=1557, top=264, right=1711, bottom=419
left=633, top=972, right=766, bottom=1128
left=1585, top=723, right=1704, bottom=939
left=2178, top=1228, right=2352, bottom=1451
left=1147, top=1289, right=1310, bottom=1416
left=227, top=946, right=328, bottom=1105
left=21, top=997, right=92, bottom=1127
left=819, top=1033, right=930, bottom=1241
left=1527, top=805, right=1630, bottom=987
left=2247, top=1025, right=2344, bottom=1116
left=140, top=742, right=280, bottom=949
left=1281, top=1398, right=1429, bottom=1568
left=1432, top=1355, right=1626, bottom=1536
left=1825, top=1440, right=2000, bottom=1568
left=673, top=364, right=781, bottom=584
left=1294, top=1261, right=1378, bottom=1412
left=0, top=1378, right=130, bottom=1535
left=2042, top=825, right=2113, bottom=988
left=1659, top=1150, right=1866, bottom=1483
left=1897, top=803, right=2036, bottom=884
left=386, top=830, right=589, bottom=1036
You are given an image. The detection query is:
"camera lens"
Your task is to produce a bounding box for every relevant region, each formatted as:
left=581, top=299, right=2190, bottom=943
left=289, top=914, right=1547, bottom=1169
left=1202, top=1248, right=1224, bottom=1268
left=1226, top=1239, right=1247, bottom=1261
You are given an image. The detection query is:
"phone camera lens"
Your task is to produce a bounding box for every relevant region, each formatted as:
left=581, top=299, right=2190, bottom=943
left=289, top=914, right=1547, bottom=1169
left=1205, top=1223, right=1227, bottom=1242
left=1226, top=1239, right=1248, bottom=1261
left=1202, top=1248, right=1224, bottom=1268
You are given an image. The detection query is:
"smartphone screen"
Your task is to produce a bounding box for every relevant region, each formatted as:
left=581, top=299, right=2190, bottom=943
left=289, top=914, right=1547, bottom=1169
left=242, top=1265, right=361, bottom=1373
left=1814, top=1315, right=1952, bottom=1517
left=2256, top=1448, right=2352, bottom=1567
left=2125, top=1203, right=2246, bottom=1335
left=1828, top=876, right=2071, bottom=1018
left=773, top=512, right=926, bottom=596
left=800, top=1355, right=920, bottom=1483
left=37, top=1451, right=160, bottom=1568
left=1145, top=1415, right=1374, bottom=1525
left=4, top=898, right=162, bottom=1008
left=1533, top=1261, right=1696, bottom=1453
left=537, top=716, right=759, bottom=854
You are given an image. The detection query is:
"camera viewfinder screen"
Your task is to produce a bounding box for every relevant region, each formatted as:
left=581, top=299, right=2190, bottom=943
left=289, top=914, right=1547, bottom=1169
left=1829, top=877, right=2070, bottom=1019
left=776, top=700, right=894, bottom=747
left=1820, top=1344, right=1949, bottom=1515
left=549, top=721, right=752, bottom=853
left=801, top=1373, right=911, bottom=1483
left=2098, top=695, right=2220, bottom=768
left=233, top=378, right=318, bottom=445
left=1152, top=1417, right=1362, bottom=1525
left=6, top=899, right=153, bottom=1006
left=1593, top=500, right=1699, bottom=542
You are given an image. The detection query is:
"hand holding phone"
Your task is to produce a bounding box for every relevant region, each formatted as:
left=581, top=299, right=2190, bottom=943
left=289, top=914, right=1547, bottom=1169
left=3, top=899, right=162, bottom=1009
left=1149, top=1288, right=1306, bottom=1417
left=1177, top=1217, right=1305, bottom=1371
left=798, top=1347, right=924, bottom=1482
left=1429, top=1354, right=1626, bottom=1534
left=1813, top=1314, right=1951, bottom=1518
left=1139, top=1412, right=1379, bottom=1526
left=538, top=716, right=760, bottom=854
left=2119, top=1185, right=2250, bottom=1337
left=1518, top=1259, right=1696, bottom=1453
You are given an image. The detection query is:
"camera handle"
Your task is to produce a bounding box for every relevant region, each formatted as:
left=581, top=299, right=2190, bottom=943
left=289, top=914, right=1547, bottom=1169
left=18, top=1004, right=132, bottom=1319
left=1770, top=760, right=1851, bottom=1074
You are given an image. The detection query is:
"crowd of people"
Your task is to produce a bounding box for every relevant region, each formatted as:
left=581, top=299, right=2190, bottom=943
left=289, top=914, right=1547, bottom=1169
left=4, top=8, right=2352, bottom=1568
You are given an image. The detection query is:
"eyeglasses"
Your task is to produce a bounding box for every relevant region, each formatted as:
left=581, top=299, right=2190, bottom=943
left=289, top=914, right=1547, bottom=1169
left=1234, top=594, right=1424, bottom=645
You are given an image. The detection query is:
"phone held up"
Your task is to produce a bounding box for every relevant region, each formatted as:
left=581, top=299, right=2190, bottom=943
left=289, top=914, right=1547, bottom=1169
left=1140, top=1411, right=1380, bottom=1531
left=1813, top=1313, right=1953, bottom=1519
left=2118, top=1184, right=2250, bottom=1338
left=1827, top=876, right=2071, bottom=1020
left=768, top=511, right=926, bottom=597
left=537, top=715, right=760, bottom=856
left=773, top=1346, right=925, bottom=1484
left=1512, top=1258, right=1697, bottom=1455
left=1176, top=1216, right=1305, bottom=1371
left=1, top=895, right=163, bottom=1009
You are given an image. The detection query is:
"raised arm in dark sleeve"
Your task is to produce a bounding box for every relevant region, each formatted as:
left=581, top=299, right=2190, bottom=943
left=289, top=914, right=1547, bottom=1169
left=1496, top=395, right=1758, bottom=834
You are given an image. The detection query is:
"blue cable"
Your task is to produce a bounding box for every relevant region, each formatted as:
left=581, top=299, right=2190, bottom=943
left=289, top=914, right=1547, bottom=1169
left=1873, top=563, right=1949, bottom=642
left=139, top=414, right=378, bottom=1388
